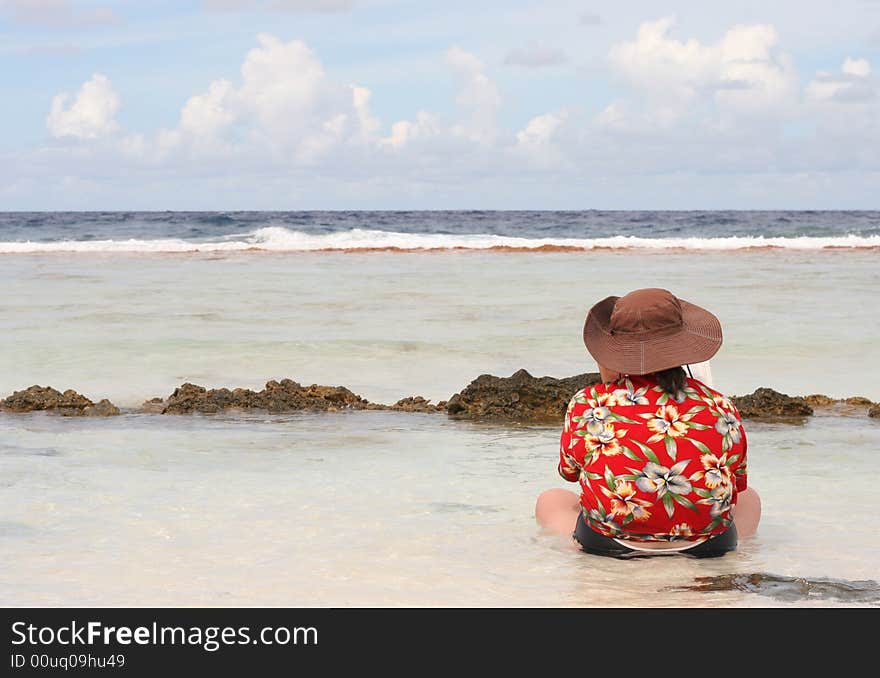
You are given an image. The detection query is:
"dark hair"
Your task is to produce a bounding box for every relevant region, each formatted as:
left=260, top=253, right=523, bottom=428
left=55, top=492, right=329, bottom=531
left=653, top=366, right=686, bottom=395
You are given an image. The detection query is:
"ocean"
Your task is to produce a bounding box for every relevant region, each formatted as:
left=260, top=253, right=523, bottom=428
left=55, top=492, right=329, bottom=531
left=1, top=211, right=878, bottom=606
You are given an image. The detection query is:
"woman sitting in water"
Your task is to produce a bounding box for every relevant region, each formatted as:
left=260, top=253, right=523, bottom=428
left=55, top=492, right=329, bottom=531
left=536, top=288, right=761, bottom=558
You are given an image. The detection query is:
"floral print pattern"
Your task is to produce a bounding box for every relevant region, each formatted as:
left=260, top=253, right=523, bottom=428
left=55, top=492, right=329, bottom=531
left=611, top=378, right=650, bottom=406
left=602, top=480, right=653, bottom=522
left=559, top=375, right=748, bottom=542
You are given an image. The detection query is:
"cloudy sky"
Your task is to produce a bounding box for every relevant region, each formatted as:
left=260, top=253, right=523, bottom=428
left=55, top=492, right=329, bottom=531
left=2, top=0, right=879, bottom=209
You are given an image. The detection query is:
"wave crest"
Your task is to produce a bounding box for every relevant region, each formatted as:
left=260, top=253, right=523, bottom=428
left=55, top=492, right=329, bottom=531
left=2, top=227, right=879, bottom=253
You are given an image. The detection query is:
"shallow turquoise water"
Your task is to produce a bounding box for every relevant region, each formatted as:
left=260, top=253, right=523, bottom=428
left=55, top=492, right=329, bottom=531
left=1, top=249, right=878, bottom=606
left=1, top=410, right=877, bottom=607
left=1, top=250, right=878, bottom=406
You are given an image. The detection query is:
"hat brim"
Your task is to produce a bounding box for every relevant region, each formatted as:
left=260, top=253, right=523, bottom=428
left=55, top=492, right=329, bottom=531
left=583, top=295, right=722, bottom=375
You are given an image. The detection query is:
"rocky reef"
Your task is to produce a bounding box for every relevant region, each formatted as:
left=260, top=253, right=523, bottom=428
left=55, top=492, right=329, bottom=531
left=151, top=380, right=386, bottom=414
left=389, top=396, right=447, bottom=413
left=445, top=369, right=602, bottom=424
left=144, top=380, right=448, bottom=415
left=806, top=393, right=875, bottom=408
left=804, top=394, right=836, bottom=407
left=443, top=373, right=863, bottom=423
left=0, top=385, right=119, bottom=416
left=730, top=387, right=814, bottom=419
left=1, top=374, right=877, bottom=423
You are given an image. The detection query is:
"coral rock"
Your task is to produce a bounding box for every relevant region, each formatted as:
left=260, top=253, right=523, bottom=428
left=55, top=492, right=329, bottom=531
left=731, top=388, right=813, bottom=418
left=390, top=396, right=445, bottom=413
left=1, top=385, right=119, bottom=416
left=445, top=369, right=602, bottom=424
left=159, top=379, right=383, bottom=414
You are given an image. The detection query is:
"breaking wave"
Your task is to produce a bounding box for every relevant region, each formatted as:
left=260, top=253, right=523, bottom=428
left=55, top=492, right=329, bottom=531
left=2, top=227, right=879, bottom=253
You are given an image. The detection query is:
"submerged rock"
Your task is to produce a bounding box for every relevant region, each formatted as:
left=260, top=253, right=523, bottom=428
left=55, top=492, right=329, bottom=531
left=157, top=379, right=385, bottom=414
left=731, top=388, right=813, bottom=418
left=445, top=369, right=602, bottom=424
left=805, top=394, right=836, bottom=407
left=390, top=396, right=447, bottom=413
left=141, top=397, right=166, bottom=414
left=83, top=399, right=121, bottom=417
left=665, top=573, right=880, bottom=604
left=262, top=379, right=384, bottom=413
left=1, top=386, right=119, bottom=416
left=804, top=393, right=876, bottom=418
left=804, top=394, right=874, bottom=408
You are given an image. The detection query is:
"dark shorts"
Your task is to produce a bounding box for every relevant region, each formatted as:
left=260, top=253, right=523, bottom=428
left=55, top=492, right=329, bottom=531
left=573, top=517, right=738, bottom=559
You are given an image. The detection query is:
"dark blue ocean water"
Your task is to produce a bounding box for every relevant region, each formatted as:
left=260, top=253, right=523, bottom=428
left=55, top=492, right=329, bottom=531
left=1, top=210, right=878, bottom=244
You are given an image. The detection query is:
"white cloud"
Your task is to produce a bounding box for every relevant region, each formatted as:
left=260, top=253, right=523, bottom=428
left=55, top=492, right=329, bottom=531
left=1, top=0, right=119, bottom=27
left=146, top=34, right=378, bottom=162
left=179, top=80, right=237, bottom=138
left=47, top=73, right=120, bottom=139
left=842, top=57, right=871, bottom=77
left=351, top=85, right=380, bottom=142
left=715, top=25, right=798, bottom=116
left=594, top=102, right=626, bottom=131
left=515, top=111, right=567, bottom=147
left=25, top=19, right=880, bottom=210
left=608, top=17, right=798, bottom=122
left=513, top=110, right=574, bottom=168
left=378, top=47, right=503, bottom=153
left=806, top=57, right=875, bottom=103
left=503, top=44, right=568, bottom=68
left=609, top=18, right=715, bottom=97
left=238, top=35, right=332, bottom=136
left=203, top=0, right=354, bottom=12
left=446, top=46, right=501, bottom=144
left=381, top=112, right=441, bottom=149
left=97, top=36, right=508, bottom=168
left=805, top=77, right=849, bottom=102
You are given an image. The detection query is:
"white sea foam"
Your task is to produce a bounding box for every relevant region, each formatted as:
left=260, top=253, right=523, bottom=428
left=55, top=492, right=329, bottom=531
left=1, top=227, right=879, bottom=253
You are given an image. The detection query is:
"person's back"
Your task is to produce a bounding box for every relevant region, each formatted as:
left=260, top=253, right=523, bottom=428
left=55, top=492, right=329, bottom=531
left=560, top=372, right=747, bottom=546
left=535, top=287, right=761, bottom=558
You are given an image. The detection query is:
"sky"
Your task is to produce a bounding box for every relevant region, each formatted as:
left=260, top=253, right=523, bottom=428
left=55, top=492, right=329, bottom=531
left=1, top=0, right=879, bottom=210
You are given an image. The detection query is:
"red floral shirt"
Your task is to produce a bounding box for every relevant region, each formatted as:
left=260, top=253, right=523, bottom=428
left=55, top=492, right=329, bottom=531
left=559, top=375, right=748, bottom=542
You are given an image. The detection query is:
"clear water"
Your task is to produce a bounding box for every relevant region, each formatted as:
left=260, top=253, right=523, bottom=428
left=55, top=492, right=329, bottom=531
left=1, top=250, right=877, bottom=406
left=1, top=410, right=877, bottom=607
left=1, top=212, right=878, bottom=607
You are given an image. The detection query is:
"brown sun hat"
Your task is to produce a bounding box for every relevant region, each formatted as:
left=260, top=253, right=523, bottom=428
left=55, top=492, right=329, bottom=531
left=583, top=288, right=722, bottom=375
